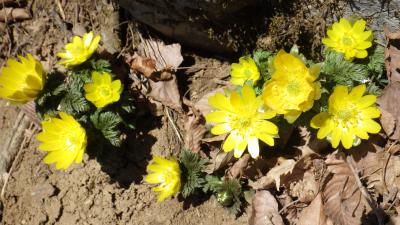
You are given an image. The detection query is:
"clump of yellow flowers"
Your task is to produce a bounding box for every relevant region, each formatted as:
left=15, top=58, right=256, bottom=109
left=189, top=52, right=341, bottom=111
left=262, top=50, right=321, bottom=123
left=230, top=56, right=260, bottom=86
left=36, top=112, right=87, bottom=170
left=84, top=71, right=122, bottom=108
left=206, top=85, right=278, bottom=158
left=322, top=18, right=372, bottom=60
left=0, top=54, right=46, bottom=104
left=311, top=84, right=381, bottom=149
left=145, top=156, right=181, bottom=202
left=57, top=31, right=101, bottom=67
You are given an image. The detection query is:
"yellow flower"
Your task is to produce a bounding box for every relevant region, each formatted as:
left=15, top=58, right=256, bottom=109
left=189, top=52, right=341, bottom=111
left=230, top=56, right=260, bottom=86
left=310, top=85, right=381, bottom=149
left=322, top=18, right=372, bottom=60
left=57, top=31, right=101, bottom=67
left=36, top=112, right=87, bottom=170
left=262, top=50, right=321, bottom=123
left=145, top=156, right=181, bottom=202
left=84, top=71, right=122, bottom=108
left=0, top=54, right=45, bottom=104
left=205, top=85, right=278, bottom=158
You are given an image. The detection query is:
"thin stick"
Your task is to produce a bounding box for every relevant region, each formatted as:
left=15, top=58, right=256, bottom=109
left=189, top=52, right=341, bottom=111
left=164, top=107, right=183, bottom=144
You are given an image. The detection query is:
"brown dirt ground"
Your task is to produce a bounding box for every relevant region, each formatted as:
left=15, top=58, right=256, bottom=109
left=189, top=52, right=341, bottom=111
left=0, top=1, right=248, bottom=224
left=0, top=0, right=347, bottom=224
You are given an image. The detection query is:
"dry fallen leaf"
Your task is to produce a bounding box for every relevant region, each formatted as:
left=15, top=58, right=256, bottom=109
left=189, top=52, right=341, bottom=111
left=250, top=158, right=296, bottom=190
left=384, top=27, right=400, bottom=82
left=227, top=154, right=251, bottom=179
left=128, top=56, right=157, bottom=78
left=183, top=107, right=207, bottom=153
left=205, top=150, right=234, bottom=174
left=249, top=190, right=284, bottom=225
left=297, top=194, right=333, bottom=225
left=377, top=82, right=400, bottom=140
left=0, top=8, right=30, bottom=22
left=147, top=76, right=182, bottom=111
left=322, top=153, right=371, bottom=225
left=289, top=170, right=318, bottom=203
left=296, top=126, right=329, bottom=156
left=358, top=148, right=400, bottom=196
left=138, top=39, right=183, bottom=70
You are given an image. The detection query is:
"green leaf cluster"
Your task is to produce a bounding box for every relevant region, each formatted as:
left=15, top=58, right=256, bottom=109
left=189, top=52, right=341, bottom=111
left=179, top=150, right=208, bottom=198
left=35, top=58, right=135, bottom=149
left=203, top=175, right=242, bottom=214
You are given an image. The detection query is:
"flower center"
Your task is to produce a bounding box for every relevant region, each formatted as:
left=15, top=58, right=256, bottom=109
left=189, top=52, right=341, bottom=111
left=341, top=36, right=354, bottom=46
left=287, top=80, right=300, bottom=94
left=244, top=69, right=253, bottom=77
left=99, top=86, right=111, bottom=97
left=65, top=137, right=77, bottom=152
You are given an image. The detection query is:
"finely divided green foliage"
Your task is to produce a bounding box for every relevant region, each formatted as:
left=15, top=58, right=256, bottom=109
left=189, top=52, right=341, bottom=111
left=203, top=175, right=242, bottom=214
left=321, top=50, right=369, bottom=87
left=35, top=58, right=135, bottom=148
left=180, top=150, right=208, bottom=198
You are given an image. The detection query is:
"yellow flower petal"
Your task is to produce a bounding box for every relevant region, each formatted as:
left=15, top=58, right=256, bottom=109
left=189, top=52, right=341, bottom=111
left=323, top=18, right=373, bottom=60
left=311, top=85, right=381, bottom=149
left=358, top=95, right=377, bottom=108
left=37, top=112, right=87, bottom=170
left=205, top=111, right=230, bottom=123
left=0, top=54, right=45, bottom=103
left=247, top=137, right=259, bottom=158
left=211, top=123, right=232, bottom=135
left=84, top=71, right=122, bottom=108
left=57, top=31, right=100, bottom=67
left=145, top=156, right=181, bottom=202
left=341, top=130, right=354, bottom=149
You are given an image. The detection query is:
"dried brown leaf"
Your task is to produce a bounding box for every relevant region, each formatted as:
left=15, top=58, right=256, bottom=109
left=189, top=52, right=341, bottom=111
left=138, top=39, right=183, bottom=70
left=250, top=158, right=296, bottom=190
left=322, top=153, right=370, bottom=225
left=128, top=56, right=157, bottom=78
left=147, top=75, right=182, bottom=111
left=0, top=8, right=30, bottom=22
left=358, top=149, right=400, bottom=196
left=296, top=126, right=329, bottom=156
left=297, top=194, right=333, bottom=225
left=384, top=27, right=400, bottom=82
left=204, top=150, right=234, bottom=174
left=183, top=108, right=207, bottom=152
left=249, top=190, right=284, bottom=225
left=289, top=170, right=318, bottom=203
left=377, top=82, right=400, bottom=140
left=227, top=154, right=251, bottom=179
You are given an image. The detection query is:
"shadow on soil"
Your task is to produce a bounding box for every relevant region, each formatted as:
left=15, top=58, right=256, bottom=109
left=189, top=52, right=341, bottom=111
left=89, top=114, right=160, bottom=188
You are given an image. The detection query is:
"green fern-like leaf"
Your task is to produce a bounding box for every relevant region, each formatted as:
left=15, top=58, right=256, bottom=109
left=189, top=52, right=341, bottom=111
left=90, top=110, right=123, bottom=147
left=90, top=58, right=112, bottom=73
left=253, top=49, right=273, bottom=82
left=180, top=150, right=208, bottom=198
left=321, top=50, right=369, bottom=88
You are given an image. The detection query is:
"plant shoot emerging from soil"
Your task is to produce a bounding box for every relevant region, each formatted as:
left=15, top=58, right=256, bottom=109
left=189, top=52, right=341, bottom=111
left=57, top=31, right=101, bottom=67
left=206, top=85, right=278, bottom=158
left=310, top=84, right=381, bottom=149
left=0, top=54, right=46, bottom=104
left=322, top=18, right=372, bottom=61
left=36, top=112, right=87, bottom=170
